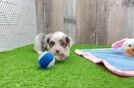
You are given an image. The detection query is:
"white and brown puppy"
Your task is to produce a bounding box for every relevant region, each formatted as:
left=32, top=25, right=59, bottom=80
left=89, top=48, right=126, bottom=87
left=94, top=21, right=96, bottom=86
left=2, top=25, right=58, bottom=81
left=34, top=31, right=73, bottom=61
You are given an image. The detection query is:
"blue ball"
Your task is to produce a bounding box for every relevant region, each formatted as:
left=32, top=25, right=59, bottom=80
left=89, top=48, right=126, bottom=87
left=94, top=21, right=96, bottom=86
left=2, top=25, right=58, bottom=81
left=38, top=51, right=55, bottom=68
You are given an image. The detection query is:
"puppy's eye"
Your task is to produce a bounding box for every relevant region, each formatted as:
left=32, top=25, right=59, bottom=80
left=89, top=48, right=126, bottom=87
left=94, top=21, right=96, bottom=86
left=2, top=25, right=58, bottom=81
left=61, top=42, right=67, bottom=48
left=61, top=42, right=65, bottom=46
left=49, top=41, right=55, bottom=47
left=128, top=44, right=132, bottom=47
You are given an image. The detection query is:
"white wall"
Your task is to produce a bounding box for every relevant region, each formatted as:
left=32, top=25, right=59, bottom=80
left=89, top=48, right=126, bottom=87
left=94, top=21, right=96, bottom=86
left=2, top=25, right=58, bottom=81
left=0, top=0, right=37, bottom=51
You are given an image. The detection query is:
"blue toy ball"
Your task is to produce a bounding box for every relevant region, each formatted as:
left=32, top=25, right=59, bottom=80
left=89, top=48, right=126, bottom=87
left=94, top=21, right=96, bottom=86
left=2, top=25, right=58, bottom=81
left=38, top=51, right=55, bottom=68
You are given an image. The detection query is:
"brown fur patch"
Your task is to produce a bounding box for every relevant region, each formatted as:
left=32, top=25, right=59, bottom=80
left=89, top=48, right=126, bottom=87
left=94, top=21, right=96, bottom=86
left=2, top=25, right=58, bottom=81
left=126, top=48, right=134, bottom=56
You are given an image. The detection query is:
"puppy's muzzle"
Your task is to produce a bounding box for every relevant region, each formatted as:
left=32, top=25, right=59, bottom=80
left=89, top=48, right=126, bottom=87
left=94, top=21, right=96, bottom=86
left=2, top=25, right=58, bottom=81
left=55, top=50, right=64, bottom=56
left=51, top=45, right=67, bottom=61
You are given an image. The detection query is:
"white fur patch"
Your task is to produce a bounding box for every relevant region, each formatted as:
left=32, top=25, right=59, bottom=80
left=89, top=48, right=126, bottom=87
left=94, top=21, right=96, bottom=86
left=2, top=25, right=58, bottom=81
left=122, top=39, right=134, bottom=50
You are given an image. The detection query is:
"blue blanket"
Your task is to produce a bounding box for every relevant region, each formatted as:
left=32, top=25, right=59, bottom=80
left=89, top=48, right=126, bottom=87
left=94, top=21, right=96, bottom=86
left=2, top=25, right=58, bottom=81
left=75, top=48, right=134, bottom=76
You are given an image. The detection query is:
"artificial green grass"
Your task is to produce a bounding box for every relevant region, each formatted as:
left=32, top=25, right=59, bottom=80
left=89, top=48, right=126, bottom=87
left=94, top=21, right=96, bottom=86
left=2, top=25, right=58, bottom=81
left=0, top=44, right=134, bottom=88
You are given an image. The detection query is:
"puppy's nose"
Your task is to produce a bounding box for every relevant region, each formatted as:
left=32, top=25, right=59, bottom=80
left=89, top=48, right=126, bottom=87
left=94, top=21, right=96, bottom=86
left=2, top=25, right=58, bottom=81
left=56, top=50, right=59, bottom=54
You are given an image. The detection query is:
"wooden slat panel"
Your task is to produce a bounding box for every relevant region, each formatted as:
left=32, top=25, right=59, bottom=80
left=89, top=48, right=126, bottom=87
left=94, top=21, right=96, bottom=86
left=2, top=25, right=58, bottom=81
left=44, top=0, right=64, bottom=33
left=95, top=0, right=109, bottom=44
left=107, top=0, right=124, bottom=44
left=44, top=0, right=54, bottom=33
left=35, top=0, right=44, bottom=33
left=52, top=0, right=64, bottom=32
left=122, top=0, right=134, bottom=38
left=64, top=0, right=76, bottom=43
left=76, top=0, right=96, bottom=44
left=108, top=0, right=134, bottom=44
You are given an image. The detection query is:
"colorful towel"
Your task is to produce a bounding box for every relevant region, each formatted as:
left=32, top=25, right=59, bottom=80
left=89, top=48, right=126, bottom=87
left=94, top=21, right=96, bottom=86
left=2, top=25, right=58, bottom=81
left=75, top=48, right=134, bottom=76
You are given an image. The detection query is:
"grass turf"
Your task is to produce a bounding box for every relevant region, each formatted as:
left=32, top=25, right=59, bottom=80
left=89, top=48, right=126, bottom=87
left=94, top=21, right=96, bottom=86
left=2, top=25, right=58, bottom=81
left=0, top=44, right=134, bottom=88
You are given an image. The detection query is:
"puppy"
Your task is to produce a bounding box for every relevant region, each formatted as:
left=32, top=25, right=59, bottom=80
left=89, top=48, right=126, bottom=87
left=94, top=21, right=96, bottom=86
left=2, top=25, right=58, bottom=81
left=34, top=31, right=73, bottom=61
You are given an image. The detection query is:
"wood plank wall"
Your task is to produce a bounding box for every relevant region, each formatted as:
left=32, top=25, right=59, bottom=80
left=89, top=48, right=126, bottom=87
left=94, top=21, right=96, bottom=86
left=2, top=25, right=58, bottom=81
left=107, top=0, right=124, bottom=44
left=76, top=0, right=96, bottom=44
left=36, top=0, right=134, bottom=44
left=64, top=0, right=76, bottom=43
left=35, top=0, right=44, bottom=33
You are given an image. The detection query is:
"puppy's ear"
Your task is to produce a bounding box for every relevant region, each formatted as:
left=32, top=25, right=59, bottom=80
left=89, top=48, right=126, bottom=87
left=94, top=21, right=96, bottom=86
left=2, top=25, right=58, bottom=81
left=65, top=36, right=73, bottom=47
left=47, top=38, right=50, bottom=44
left=42, top=34, right=52, bottom=50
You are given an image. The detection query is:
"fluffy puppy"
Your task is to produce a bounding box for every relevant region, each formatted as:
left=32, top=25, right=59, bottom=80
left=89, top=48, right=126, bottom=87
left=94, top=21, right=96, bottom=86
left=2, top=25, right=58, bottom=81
left=34, top=31, right=73, bottom=61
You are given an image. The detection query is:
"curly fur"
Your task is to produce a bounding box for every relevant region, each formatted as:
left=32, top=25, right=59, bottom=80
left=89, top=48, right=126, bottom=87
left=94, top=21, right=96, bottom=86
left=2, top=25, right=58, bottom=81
left=34, top=31, right=73, bottom=61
